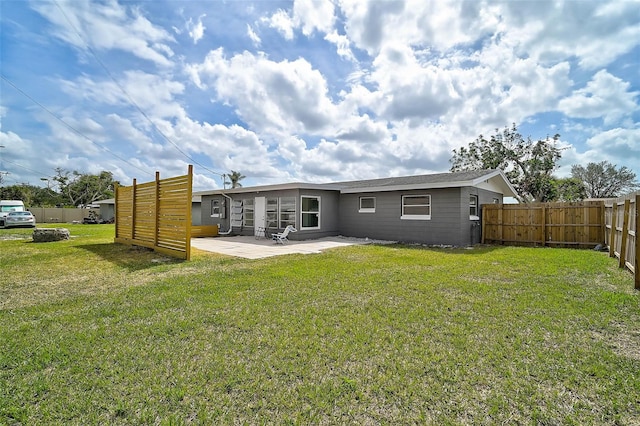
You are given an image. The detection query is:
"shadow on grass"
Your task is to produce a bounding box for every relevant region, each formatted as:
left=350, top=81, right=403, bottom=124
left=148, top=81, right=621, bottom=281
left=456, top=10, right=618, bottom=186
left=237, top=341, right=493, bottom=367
left=75, top=243, right=185, bottom=271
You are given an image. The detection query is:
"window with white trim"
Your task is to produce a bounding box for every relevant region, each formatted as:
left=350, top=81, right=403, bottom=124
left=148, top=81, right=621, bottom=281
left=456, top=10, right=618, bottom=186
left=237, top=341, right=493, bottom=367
left=243, top=199, right=254, bottom=226
left=211, top=199, right=221, bottom=217
left=301, top=196, right=320, bottom=229
left=470, top=195, right=479, bottom=220
left=359, top=196, right=376, bottom=213
left=279, top=197, right=296, bottom=228
left=266, top=197, right=278, bottom=228
left=401, top=195, right=431, bottom=220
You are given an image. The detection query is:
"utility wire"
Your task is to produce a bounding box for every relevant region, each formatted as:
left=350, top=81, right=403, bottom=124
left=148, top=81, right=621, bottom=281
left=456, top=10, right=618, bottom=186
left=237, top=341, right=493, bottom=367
left=53, top=0, right=226, bottom=180
left=1, top=74, right=154, bottom=177
left=1, top=158, right=53, bottom=178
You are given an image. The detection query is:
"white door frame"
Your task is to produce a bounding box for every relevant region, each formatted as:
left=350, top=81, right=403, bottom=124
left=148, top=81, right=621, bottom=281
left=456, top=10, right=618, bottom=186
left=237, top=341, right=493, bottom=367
left=254, top=196, right=266, bottom=236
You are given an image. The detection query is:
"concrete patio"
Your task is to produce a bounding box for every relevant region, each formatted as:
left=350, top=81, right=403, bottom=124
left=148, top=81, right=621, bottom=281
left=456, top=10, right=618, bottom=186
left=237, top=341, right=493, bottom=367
left=191, top=235, right=373, bottom=259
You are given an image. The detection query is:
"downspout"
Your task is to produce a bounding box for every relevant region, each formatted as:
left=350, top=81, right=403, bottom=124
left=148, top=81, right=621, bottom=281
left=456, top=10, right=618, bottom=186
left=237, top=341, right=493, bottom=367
left=218, top=192, right=234, bottom=235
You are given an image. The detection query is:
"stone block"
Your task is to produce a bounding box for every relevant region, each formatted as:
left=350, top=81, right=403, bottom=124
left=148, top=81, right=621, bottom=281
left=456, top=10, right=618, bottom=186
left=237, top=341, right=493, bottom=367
left=33, top=228, right=71, bottom=242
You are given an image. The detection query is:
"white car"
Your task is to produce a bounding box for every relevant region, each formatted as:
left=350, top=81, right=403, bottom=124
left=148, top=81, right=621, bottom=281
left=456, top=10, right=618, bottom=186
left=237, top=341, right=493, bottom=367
left=4, top=211, right=36, bottom=228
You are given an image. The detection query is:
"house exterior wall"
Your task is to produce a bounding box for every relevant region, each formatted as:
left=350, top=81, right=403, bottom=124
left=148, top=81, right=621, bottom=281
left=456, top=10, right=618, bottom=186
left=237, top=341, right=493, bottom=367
left=338, top=187, right=502, bottom=246
left=99, top=204, right=115, bottom=222
left=297, top=189, right=340, bottom=239
left=200, top=189, right=340, bottom=240
left=191, top=202, right=202, bottom=226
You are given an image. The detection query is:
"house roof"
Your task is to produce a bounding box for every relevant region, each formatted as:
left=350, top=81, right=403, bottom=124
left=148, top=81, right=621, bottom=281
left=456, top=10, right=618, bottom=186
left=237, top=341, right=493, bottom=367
left=93, top=198, right=115, bottom=205
left=198, top=169, right=518, bottom=198
left=338, top=169, right=518, bottom=197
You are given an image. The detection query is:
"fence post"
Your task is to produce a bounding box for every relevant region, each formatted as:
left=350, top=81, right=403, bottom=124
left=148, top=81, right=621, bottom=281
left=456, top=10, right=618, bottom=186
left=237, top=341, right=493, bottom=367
left=481, top=205, right=486, bottom=244
left=154, top=171, right=160, bottom=248
left=609, top=202, right=618, bottom=258
left=619, top=199, right=630, bottom=269
left=498, top=206, right=503, bottom=245
left=114, top=183, right=119, bottom=238
left=131, top=178, right=137, bottom=241
left=186, top=165, right=193, bottom=261
left=633, top=192, right=640, bottom=290
left=600, top=201, right=606, bottom=245
left=541, top=204, right=546, bottom=246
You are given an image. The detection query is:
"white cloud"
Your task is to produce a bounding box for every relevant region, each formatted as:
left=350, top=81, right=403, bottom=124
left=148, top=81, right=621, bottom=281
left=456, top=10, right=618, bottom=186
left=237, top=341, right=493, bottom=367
left=586, top=128, right=640, bottom=158
left=32, top=0, right=175, bottom=67
left=187, top=48, right=338, bottom=135
left=265, top=0, right=335, bottom=40
left=339, top=0, right=499, bottom=55
left=59, top=71, right=185, bottom=119
left=324, top=30, right=356, bottom=62
left=558, top=70, right=638, bottom=125
left=7, top=0, right=639, bottom=190
left=559, top=127, right=640, bottom=178
left=292, top=0, right=335, bottom=36
left=505, top=0, right=640, bottom=69
left=264, top=9, right=295, bottom=40
left=247, top=24, right=261, bottom=46
left=186, top=14, right=206, bottom=44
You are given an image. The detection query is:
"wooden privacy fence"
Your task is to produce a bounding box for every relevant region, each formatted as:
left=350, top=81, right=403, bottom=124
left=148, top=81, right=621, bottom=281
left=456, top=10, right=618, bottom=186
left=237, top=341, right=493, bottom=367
left=115, top=166, right=193, bottom=260
left=604, top=192, right=639, bottom=290
left=29, top=207, right=98, bottom=224
left=482, top=201, right=605, bottom=248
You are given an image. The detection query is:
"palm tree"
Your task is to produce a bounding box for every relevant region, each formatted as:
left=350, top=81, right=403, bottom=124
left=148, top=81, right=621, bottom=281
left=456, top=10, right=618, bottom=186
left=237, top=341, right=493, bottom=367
left=227, top=170, right=246, bottom=189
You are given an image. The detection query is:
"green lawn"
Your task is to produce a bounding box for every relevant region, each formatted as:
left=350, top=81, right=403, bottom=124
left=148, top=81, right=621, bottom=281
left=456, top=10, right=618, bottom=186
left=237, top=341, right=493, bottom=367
left=1, top=225, right=638, bottom=425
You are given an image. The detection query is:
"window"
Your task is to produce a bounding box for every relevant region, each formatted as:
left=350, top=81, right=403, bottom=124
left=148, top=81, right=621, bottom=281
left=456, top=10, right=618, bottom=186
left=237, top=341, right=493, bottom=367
left=243, top=199, right=254, bottom=226
left=211, top=199, right=221, bottom=217
left=401, top=195, right=431, bottom=220
left=301, top=196, right=320, bottom=229
left=470, top=195, right=479, bottom=220
left=359, top=197, right=376, bottom=213
left=266, top=197, right=278, bottom=228
left=279, top=197, right=296, bottom=228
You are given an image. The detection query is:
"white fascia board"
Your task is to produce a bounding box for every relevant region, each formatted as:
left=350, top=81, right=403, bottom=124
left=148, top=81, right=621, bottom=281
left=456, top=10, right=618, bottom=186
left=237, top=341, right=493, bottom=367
left=472, top=170, right=518, bottom=198
left=199, top=183, right=342, bottom=196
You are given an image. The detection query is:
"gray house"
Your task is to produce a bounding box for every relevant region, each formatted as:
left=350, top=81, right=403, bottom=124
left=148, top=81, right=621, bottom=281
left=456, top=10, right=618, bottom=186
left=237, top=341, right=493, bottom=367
left=196, top=169, right=518, bottom=246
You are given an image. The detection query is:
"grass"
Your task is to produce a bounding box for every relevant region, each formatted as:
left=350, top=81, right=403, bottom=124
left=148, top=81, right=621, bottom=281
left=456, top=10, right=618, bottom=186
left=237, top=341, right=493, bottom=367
left=1, top=224, right=639, bottom=425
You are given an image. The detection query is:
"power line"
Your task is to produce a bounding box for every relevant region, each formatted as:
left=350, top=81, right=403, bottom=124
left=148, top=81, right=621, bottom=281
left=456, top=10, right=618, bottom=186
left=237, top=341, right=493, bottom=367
left=53, top=0, right=226, bottom=180
left=1, top=158, right=52, bottom=178
left=0, top=74, right=154, bottom=178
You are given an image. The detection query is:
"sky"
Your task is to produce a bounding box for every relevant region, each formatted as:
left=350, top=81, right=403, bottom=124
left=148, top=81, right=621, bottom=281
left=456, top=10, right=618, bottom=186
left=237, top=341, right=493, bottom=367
left=1, top=0, right=639, bottom=191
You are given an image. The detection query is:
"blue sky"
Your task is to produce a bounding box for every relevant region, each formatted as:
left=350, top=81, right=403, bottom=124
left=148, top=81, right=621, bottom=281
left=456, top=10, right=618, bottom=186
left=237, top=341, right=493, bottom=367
left=1, top=0, right=639, bottom=191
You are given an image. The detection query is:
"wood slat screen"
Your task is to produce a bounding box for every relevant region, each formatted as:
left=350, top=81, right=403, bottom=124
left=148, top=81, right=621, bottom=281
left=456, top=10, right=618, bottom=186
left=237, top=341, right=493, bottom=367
left=115, top=166, right=193, bottom=260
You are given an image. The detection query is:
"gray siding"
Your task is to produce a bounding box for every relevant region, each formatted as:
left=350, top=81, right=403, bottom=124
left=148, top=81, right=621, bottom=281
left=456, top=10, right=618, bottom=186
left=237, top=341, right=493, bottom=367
left=201, top=185, right=504, bottom=245
left=298, top=189, right=340, bottom=239
left=191, top=202, right=202, bottom=226
left=201, top=190, right=339, bottom=240
left=338, top=187, right=501, bottom=246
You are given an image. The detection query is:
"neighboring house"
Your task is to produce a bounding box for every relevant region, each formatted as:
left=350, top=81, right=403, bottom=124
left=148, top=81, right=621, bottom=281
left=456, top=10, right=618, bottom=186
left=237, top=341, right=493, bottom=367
left=196, top=169, right=518, bottom=246
left=94, top=198, right=115, bottom=222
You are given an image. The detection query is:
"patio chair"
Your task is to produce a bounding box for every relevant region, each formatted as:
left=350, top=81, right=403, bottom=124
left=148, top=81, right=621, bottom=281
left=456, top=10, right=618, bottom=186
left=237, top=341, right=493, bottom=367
left=272, top=225, right=297, bottom=244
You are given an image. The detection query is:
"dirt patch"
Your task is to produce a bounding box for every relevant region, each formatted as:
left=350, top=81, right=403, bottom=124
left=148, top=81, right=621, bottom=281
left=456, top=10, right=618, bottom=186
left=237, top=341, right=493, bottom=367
left=0, top=234, right=31, bottom=241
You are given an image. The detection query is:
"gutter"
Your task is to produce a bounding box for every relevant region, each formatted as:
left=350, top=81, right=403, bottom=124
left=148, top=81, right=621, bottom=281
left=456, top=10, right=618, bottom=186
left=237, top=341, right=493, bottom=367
left=217, top=192, right=234, bottom=235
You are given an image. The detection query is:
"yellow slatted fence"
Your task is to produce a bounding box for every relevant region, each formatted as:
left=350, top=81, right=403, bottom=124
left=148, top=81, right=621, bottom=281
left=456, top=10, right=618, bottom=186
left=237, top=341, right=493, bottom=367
left=115, top=166, right=193, bottom=260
